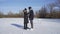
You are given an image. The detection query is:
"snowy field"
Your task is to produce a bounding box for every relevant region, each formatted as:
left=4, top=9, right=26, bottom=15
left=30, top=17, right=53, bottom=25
left=0, top=18, right=60, bottom=34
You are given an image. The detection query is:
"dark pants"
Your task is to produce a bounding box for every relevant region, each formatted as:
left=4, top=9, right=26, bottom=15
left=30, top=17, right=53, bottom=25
left=30, top=20, right=33, bottom=28
left=24, top=23, right=27, bottom=29
left=24, top=17, right=28, bottom=29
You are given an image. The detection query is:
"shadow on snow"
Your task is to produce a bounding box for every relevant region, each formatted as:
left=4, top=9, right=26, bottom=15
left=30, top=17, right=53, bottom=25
left=11, top=24, right=24, bottom=29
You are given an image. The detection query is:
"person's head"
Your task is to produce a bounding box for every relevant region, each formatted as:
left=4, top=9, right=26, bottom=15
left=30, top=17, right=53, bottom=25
left=28, top=6, right=32, bottom=10
left=23, top=8, right=27, bottom=12
left=24, top=8, right=27, bottom=10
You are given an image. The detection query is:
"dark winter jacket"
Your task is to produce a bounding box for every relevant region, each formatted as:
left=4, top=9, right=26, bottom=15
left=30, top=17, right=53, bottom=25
left=29, top=9, right=34, bottom=20
left=23, top=10, right=28, bottom=23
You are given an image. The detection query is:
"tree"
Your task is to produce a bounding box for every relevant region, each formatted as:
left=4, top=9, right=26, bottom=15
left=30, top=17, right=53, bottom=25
left=47, top=0, right=60, bottom=18
left=39, top=6, right=47, bottom=18
left=19, top=10, right=24, bottom=17
left=7, top=11, right=14, bottom=17
left=47, top=3, right=57, bottom=18
left=0, top=11, right=4, bottom=18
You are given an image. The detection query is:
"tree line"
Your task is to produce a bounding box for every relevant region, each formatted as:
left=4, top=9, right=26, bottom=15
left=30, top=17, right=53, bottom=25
left=35, top=0, right=60, bottom=18
left=0, top=11, right=24, bottom=18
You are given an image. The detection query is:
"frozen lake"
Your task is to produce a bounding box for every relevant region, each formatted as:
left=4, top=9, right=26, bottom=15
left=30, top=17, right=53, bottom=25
left=0, top=18, right=60, bottom=34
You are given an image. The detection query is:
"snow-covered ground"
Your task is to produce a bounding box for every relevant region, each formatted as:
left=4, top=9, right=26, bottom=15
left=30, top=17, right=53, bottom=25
left=0, top=18, right=60, bottom=34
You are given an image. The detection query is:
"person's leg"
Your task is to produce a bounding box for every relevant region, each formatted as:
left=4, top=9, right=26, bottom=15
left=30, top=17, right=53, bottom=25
left=26, top=23, right=27, bottom=29
left=30, top=20, right=33, bottom=28
left=24, top=23, right=25, bottom=29
left=24, top=23, right=26, bottom=29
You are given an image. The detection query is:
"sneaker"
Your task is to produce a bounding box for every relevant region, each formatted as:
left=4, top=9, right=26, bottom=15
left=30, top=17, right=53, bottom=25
left=30, top=28, right=33, bottom=31
left=27, top=29, right=30, bottom=31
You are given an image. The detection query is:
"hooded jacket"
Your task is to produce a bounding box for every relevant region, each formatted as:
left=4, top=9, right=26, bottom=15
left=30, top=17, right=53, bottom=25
left=29, top=9, right=34, bottom=20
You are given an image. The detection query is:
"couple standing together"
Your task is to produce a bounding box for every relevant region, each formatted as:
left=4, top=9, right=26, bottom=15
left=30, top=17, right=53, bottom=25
left=23, top=7, right=34, bottom=30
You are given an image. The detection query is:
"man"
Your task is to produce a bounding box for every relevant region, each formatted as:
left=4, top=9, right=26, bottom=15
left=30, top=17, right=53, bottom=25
left=23, top=8, right=28, bottom=30
left=28, top=7, right=34, bottom=30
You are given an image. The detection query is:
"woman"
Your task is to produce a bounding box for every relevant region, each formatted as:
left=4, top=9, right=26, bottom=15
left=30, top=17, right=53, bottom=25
left=23, top=8, right=28, bottom=30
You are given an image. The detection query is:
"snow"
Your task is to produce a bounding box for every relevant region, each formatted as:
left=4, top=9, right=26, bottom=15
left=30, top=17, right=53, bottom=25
left=0, top=18, right=60, bottom=34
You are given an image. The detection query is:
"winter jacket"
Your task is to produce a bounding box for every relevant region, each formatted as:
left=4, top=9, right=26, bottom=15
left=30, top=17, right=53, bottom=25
left=23, top=10, right=28, bottom=23
left=29, top=9, right=34, bottom=20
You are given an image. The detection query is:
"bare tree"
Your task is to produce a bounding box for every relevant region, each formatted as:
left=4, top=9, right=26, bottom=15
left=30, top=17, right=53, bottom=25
left=0, top=11, right=4, bottom=18
left=19, top=10, right=24, bottom=17
left=47, top=2, right=58, bottom=18
left=39, top=6, right=47, bottom=18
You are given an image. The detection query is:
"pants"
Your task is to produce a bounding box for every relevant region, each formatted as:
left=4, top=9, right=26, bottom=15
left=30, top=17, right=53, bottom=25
left=30, top=20, right=33, bottom=28
left=24, top=23, right=27, bottom=29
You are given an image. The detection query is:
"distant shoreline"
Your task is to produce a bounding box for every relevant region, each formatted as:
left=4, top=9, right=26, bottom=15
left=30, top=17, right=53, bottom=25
left=0, top=17, right=60, bottom=19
